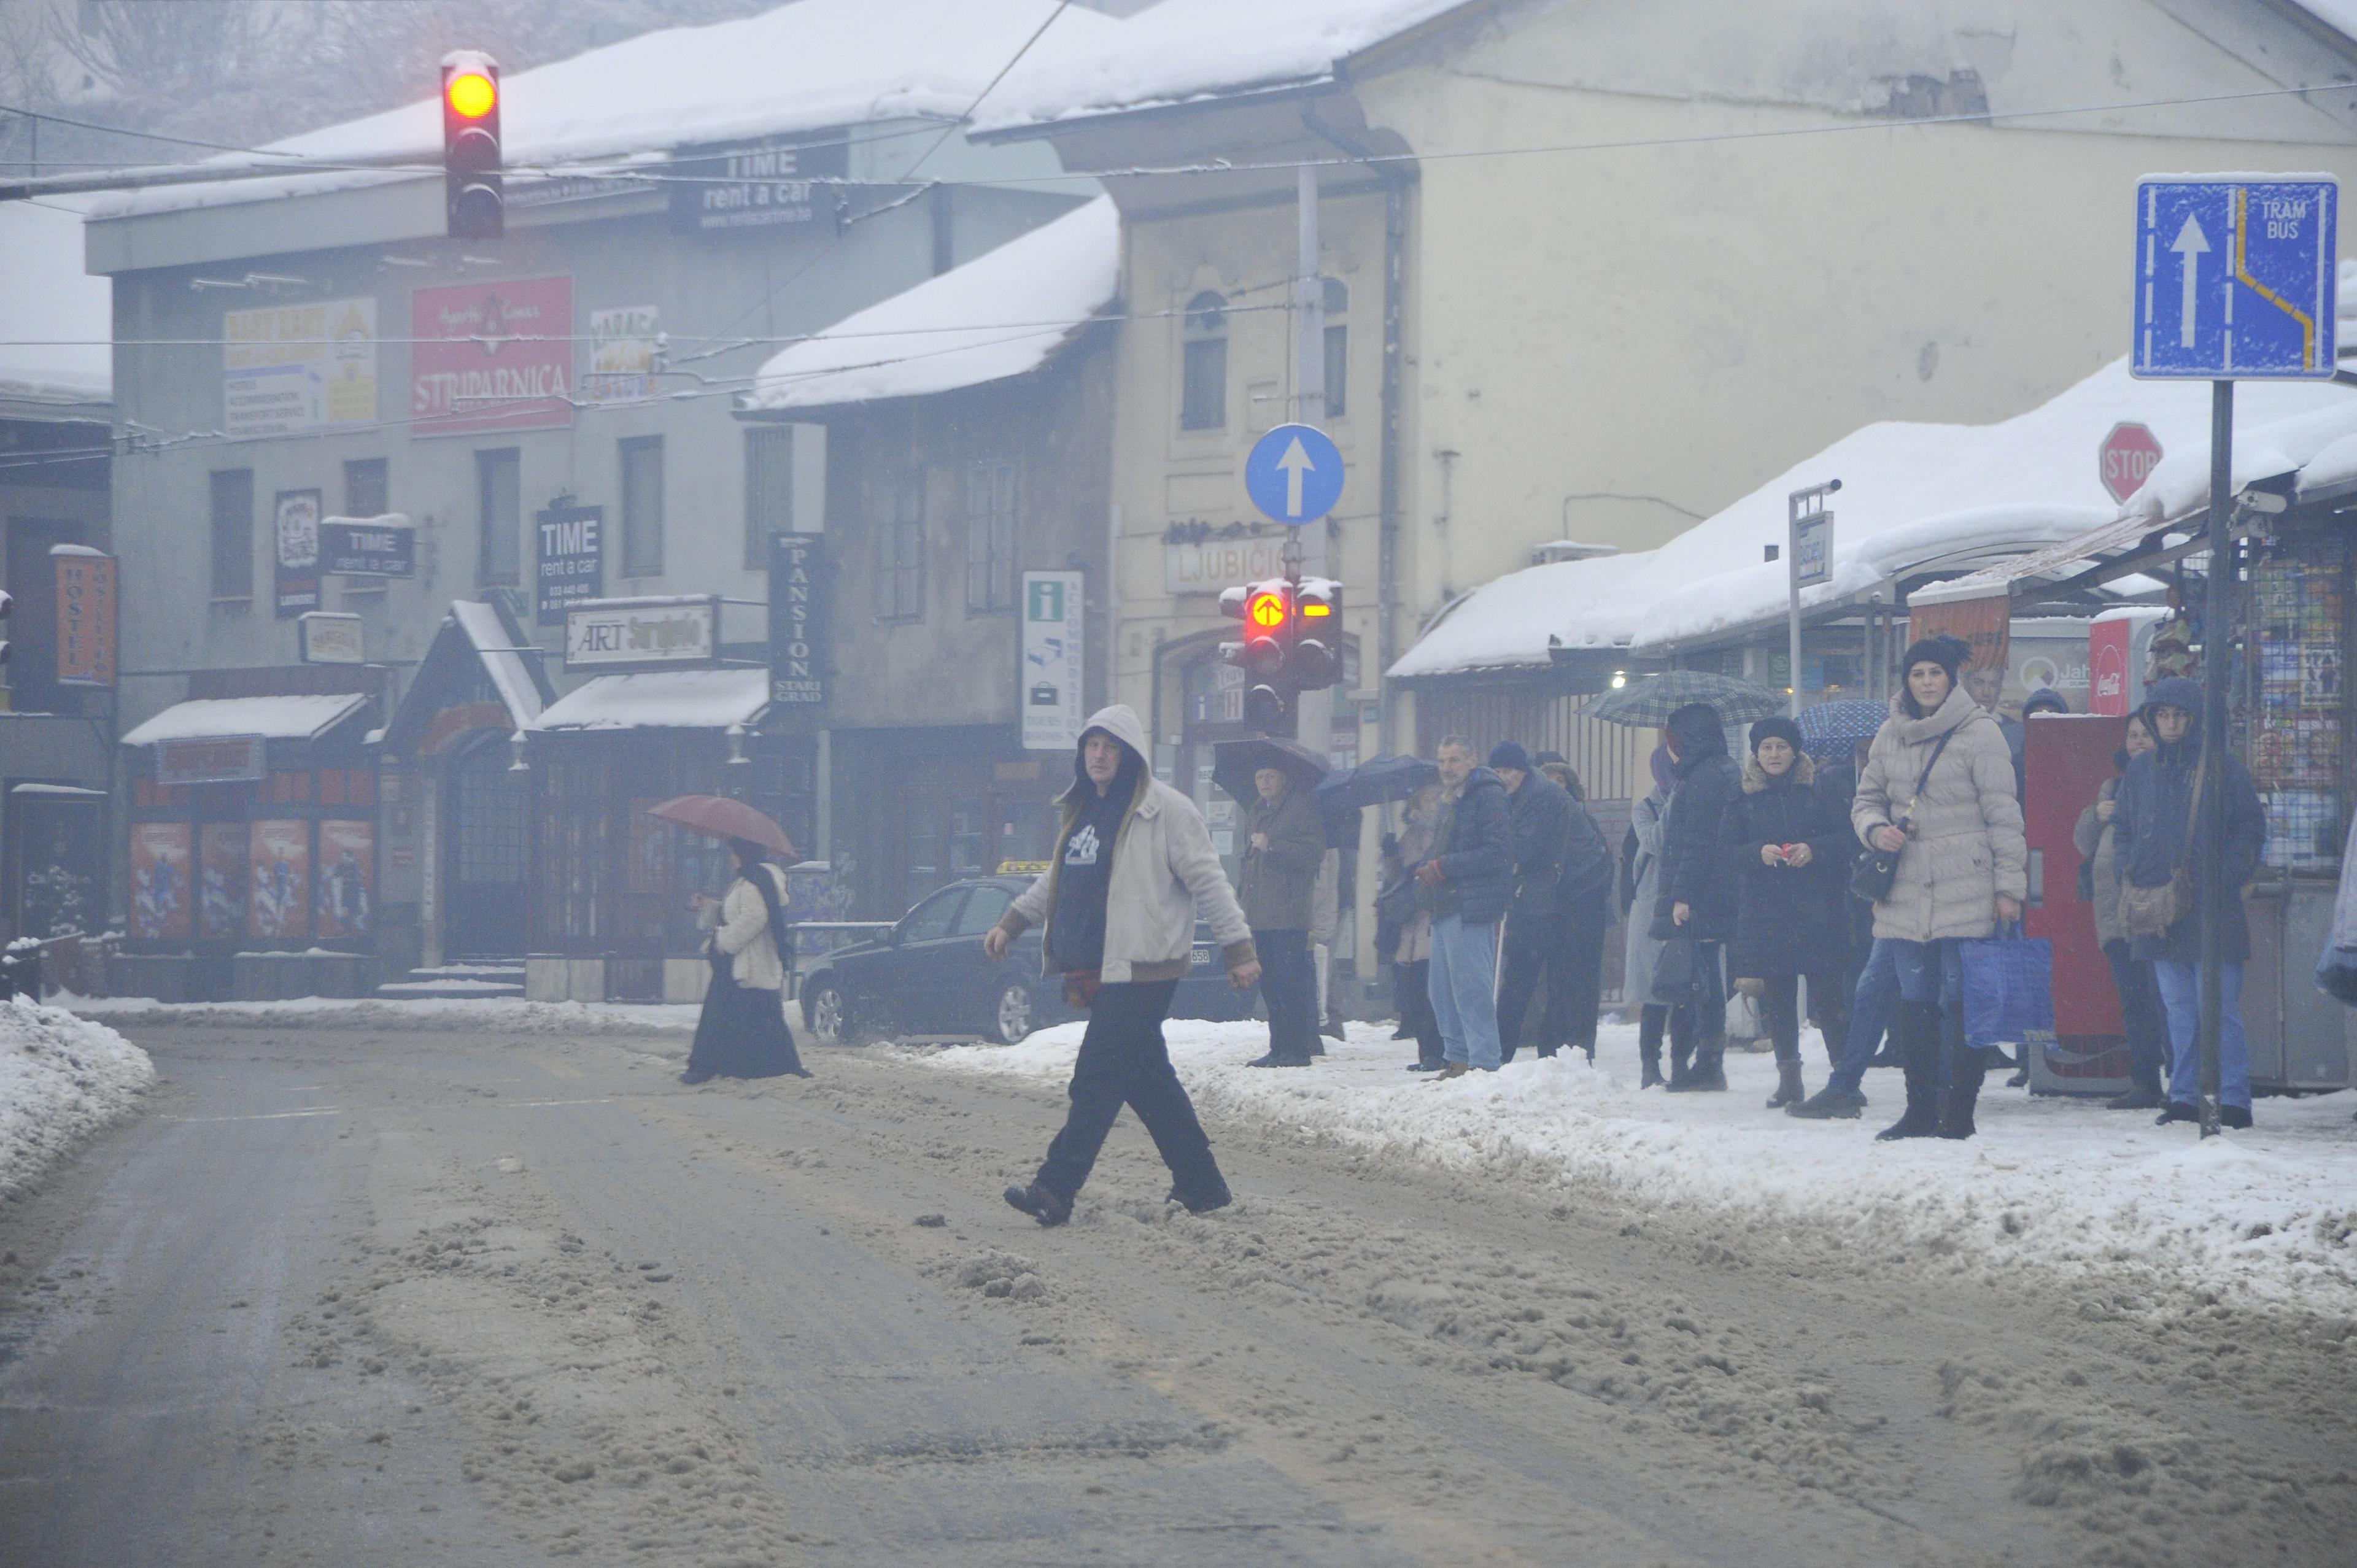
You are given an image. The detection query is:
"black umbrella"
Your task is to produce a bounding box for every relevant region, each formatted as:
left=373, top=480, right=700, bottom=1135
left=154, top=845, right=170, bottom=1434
left=1212, top=736, right=1328, bottom=805
left=1315, top=752, right=1439, bottom=813
left=1577, top=670, right=1787, bottom=727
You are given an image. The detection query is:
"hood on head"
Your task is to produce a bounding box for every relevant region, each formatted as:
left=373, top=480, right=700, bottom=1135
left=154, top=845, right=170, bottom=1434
left=1664, top=703, right=1728, bottom=769
left=1069, top=703, right=1150, bottom=799
left=2143, top=677, right=2202, bottom=730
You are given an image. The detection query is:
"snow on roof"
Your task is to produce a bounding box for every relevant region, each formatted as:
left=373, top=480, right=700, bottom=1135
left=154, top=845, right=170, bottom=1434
left=978, top=0, right=1474, bottom=131
left=535, top=668, right=768, bottom=732
left=0, top=199, right=110, bottom=407
left=2293, top=2, right=2357, bottom=42
left=744, top=196, right=1117, bottom=412
left=91, top=0, right=1120, bottom=222
left=120, top=693, right=368, bottom=746
left=1388, top=551, right=1657, bottom=678
left=448, top=600, right=546, bottom=729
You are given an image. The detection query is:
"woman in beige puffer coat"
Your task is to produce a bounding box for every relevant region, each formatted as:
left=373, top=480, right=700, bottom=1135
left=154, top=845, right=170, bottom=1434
left=1849, top=636, right=2026, bottom=1141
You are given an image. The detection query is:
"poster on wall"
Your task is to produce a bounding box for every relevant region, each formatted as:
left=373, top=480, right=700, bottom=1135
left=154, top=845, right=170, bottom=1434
left=52, top=546, right=116, bottom=687
left=1908, top=585, right=2011, bottom=715
left=129, top=822, right=193, bottom=940
left=315, top=819, right=374, bottom=938
left=199, top=822, right=249, bottom=940
left=273, top=488, right=322, bottom=619
left=535, top=501, right=605, bottom=626
left=223, top=297, right=378, bottom=438
left=249, top=817, right=311, bottom=940
left=410, top=276, right=575, bottom=436
left=1021, top=571, right=1085, bottom=751
left=582, top=304, right=658, bottom=403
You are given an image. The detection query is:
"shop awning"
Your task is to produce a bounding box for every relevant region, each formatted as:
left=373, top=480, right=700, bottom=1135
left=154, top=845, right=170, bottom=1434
left=380, top=599, right=554, bottom=755
left=120, top=692, right=371, bottom=746
left=534, top=668, right=770, bottom=732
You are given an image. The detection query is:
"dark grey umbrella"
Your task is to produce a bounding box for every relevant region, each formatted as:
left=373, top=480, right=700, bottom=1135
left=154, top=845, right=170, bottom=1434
left=1315, top=753, right=1439, bottom=813
left=1577, top=670, right=1787, bottom=727
left=1212, top=736, right=1328, bottom=805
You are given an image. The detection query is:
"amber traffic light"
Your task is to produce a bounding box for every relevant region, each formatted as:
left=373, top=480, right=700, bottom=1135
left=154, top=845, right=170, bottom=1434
left=441, top=51, right=503, bottom=239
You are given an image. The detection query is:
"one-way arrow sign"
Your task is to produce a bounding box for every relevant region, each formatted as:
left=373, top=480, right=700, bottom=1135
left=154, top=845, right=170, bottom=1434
left=2134, top=176, right=2337, bottom=379
left=1245, top=423, right=1345, bottom=527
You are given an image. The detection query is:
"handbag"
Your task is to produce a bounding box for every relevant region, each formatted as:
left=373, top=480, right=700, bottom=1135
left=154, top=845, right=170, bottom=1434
left=2119, top=759, right=2205, bottom=939
left=1960, top=921, right=2055, bottom=1059
left=1651, top=933, right=1701, bottom=1006
left=1849, top=729, right=1956, bottom=903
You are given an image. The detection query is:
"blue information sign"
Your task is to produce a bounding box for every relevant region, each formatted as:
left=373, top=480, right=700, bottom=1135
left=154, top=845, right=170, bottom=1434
left=2133, top=176, right=2337, bottom=379
left=1244, top=423, right=1345, bottom=526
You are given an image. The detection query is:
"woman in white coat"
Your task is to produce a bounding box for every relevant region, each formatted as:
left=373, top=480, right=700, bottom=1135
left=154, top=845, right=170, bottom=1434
left=682, top=838, right=811, bottom=1083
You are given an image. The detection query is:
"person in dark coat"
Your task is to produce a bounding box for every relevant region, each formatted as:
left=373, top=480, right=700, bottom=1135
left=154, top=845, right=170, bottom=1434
left=1651, top=703, right=1741, bottom=1091
left=1414, top=736, right=1515, bottom=1076
left=1554, top=784, right=1616, bottom=1062
left=1239, top=764, right=1326, bottom=1068
left=1719, top=716, right=1854, bottom=1109
left=1492, top=742, right=1571, bottom=1064
left=1806, top=736, right=1872, bottom=1065
left=683, top=839, right=811, bottom=1084
left=2112, top=677, right=2267, bottom=1127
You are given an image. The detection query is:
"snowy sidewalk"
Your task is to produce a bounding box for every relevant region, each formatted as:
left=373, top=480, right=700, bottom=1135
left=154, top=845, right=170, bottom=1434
left=66, top=995, right=701, bottom=1035
left=1, top=997, right=155, bottom=1198
left=899, top=1018, right=2357, bottom=1319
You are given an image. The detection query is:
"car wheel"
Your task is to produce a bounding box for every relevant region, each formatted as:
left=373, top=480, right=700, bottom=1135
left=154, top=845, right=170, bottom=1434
left=988, top=978, right=1034, bottom=1045
left=805, top=979, right=853, bottom=1045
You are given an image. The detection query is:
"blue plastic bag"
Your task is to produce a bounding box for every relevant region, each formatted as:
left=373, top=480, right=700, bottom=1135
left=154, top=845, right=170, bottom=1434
left=1960, top=922, right=2055, bottom=1057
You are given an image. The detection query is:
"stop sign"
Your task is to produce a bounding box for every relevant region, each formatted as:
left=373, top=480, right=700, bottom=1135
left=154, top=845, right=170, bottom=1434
left=2099, top=422, right=2164, bottom=504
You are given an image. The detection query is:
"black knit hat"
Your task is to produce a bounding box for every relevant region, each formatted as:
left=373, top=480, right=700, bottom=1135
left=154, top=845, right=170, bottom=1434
left=1749, top=715, right=1805, bottom=756
left=1487, top=741, right=1532, bottom=773
left=1900, top=635, right=1969, bottom=681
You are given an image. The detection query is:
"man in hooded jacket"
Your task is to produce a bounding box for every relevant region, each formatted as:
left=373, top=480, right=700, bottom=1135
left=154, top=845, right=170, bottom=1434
left=1652, top=703, right=1741, bottom=1091
left=987, top=705, right=1262, bottom=1224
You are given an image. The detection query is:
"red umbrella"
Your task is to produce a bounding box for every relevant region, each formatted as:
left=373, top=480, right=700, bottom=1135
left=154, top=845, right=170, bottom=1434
left=644, top=795, right=797, bottom=858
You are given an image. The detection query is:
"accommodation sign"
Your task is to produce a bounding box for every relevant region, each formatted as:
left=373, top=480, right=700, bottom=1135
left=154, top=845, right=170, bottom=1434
left=565, top=597, right=716, bottom=668
left=52, top=545, right=115, bottom=687
left=766, top=532, right=826, bottom=706
left=535, top=501, right=605, bottom=627
left=669, top=136, right=850, bottom=233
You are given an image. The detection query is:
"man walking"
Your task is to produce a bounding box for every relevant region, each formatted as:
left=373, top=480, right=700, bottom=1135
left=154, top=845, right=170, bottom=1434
left=1491, top=742, right=1571, bottom=1064
left=987, top=705, right=1261, bottom=1226
left=1241, top=762, right=1326, bottom=1068
left=1413, top=736, right=1514, bottom=1078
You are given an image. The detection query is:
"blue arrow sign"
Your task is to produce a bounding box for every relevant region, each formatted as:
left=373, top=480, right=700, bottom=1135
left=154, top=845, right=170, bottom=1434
left=2133, top=176, right=2337, bottom=379
left=1244, top=423, right=1345, bottom=527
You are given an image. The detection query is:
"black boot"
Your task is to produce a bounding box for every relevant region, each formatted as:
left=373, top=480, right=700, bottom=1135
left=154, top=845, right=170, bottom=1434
left=1767, top=1058, right=1805, bottom=1110
left=1665, top=1041, right=1692, bottom=1090
left=1167, top=1171, right=1233, bottom=1213
left=1639, top=1047, right=1663, bottom=1089
left=2105, top=1081, right=2164, bottom=1111
left=1669, top=1039, right=1726, bottom=1092
left=1787, top=1083, right=1865, bottom=1119
left=1002, top=1181, right=1072, bottom=1227
left=1938, top=1038, right=1989, bottom=1140
left=1874, top=1003, right=1941, bottom=1141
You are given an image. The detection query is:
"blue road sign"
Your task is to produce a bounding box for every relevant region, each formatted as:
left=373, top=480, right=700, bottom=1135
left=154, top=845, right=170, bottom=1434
left=2134, top=176, right=2337, bottom=379
left=1245, top=423, right=1345, bottom=526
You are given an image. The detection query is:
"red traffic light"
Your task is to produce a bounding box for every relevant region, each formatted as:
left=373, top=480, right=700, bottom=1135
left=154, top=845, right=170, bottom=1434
left=1246, top=590, right=1288, bottom=629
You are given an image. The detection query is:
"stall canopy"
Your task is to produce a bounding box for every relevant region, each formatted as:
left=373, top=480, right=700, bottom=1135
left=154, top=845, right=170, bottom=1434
left=534, top=668, right=770, bottom=732
left=379, top=599, right=553, bottom=754
left=121, top=692, right=372, bottom=746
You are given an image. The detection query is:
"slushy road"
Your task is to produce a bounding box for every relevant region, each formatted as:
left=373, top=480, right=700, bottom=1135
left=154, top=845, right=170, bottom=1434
left=2, top=1019, right=2351, bottom=1566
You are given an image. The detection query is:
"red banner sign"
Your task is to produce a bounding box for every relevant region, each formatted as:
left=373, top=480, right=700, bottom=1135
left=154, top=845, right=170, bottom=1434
left=410, top=276, right=575, bottom=436
left=53, top=547, right=115, bottom=687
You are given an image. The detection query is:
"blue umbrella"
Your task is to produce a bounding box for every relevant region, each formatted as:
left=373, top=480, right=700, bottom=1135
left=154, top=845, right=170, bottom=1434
left=1799, top=698, right=1886, bottom=759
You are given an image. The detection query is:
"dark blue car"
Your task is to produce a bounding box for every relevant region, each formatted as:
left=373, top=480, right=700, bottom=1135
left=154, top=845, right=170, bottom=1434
left=797, top=875, right=1258, bottom=1045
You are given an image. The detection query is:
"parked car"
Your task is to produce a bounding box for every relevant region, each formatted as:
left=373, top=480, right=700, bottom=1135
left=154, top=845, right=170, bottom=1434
left=797, top=875, right=1258, bottom=1045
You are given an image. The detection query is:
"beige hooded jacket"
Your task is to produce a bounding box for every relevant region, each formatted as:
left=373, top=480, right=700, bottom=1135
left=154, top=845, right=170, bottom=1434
left=1851, top=686, right=2027, bottom=943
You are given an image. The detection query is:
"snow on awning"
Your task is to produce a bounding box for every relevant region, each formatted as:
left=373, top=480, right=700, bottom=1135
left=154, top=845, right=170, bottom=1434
left=1388, top=552, right=1656, bottom=679
left=120, top=693, right=370, bottom=747
left=9, top=784, right=107, bottom=798
left=743, top=197, right=1117, bottom=413
left=0, top=199, right=110, bottom=410
left=535, top=669, right=769, bottom=732
left=449, top=600, right=548, bottom=729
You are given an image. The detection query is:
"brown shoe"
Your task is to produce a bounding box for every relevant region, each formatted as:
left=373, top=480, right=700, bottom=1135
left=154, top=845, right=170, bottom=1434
left=1428, top=1062, right=1469, bottom=1083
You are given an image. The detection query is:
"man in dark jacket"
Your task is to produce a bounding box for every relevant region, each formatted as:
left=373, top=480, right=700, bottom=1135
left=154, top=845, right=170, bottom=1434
left=1414, top=735, right=1514, bottom=1077
left=2112, top=677, right=2267, bottom=1128
left=1492, top=742, right=1570, bottom=1064
left=1240, top=764, right=1326, bottom=1068
left=1652, top=702, right=1741, bottom=1091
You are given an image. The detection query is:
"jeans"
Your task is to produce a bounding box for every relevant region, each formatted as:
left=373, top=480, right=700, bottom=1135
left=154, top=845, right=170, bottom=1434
left=1253, top=927, right=1319, bottom=1062
left=1496, top=908, right=1568, bottom=1062
left=2102, top=939, right=2169, bottom=1095
left=1825, top=937, right=1914, bottom=1096
left=2153, top=959, right=2253, bottom=1110
left=1036, top=980, right=1220, bottom=1199
left=1395, top=959, right=1442, bottom=1065
left=1428, top=913, right=1502, bottom=1070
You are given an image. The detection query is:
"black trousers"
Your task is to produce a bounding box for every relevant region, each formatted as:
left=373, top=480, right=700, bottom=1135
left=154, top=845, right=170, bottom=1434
left=1254, top=927, right=1320, bottom=1062
left=1036, top=980, right=1219, bottom=1200
left=1395, top=958, right=1442, bottom=1066
left=1668, top=940, right=1727, bottom=1054
left=1497, top=909, right=1569, bottom=1062
left=1557, top=902, right=1608, bottom=1052
left=1755, top=973, right=1841, bottom=1068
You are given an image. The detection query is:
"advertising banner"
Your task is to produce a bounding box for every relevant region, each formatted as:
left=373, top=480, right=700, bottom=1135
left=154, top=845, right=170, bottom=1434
left=669, top=136, right=849, bottom=233
left=1021, top=571, right=1085, bottom=751
left=156, top=735, right=266, bottom=787
left=1908, top=589, right=2011, bottom=714
left=315, top=819, right=374, bottom=938
left=765, top=532, right=826, bottom=707
left=53, top=546, right=115, bottom=687
left=128, top=822, right=193, bottom=940
left=299, top=612, right=365, bottom=665
left=319, top=516, right=414, bottom=576
left=583, top=304, right=658, bottom=403
left=411, top=276, right=575, bottom=436
left=199, top=822, right=249, bottom=940
left=273, top=487, right=322, bottom=619
left=222, top=297, right=377, bottom=438
left=566, top=597, right=715, bottom=667
left=535, top=501, right=605, bottom=626
left=249, top=818, right=311, bottom=941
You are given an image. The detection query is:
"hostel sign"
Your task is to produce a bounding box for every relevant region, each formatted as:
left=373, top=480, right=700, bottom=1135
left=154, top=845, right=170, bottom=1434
left=766, top=533, right=827, bottom=707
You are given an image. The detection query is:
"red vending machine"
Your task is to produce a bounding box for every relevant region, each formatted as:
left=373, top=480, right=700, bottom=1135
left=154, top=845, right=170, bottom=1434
left=2022, top=712, right=2131, bottom=1095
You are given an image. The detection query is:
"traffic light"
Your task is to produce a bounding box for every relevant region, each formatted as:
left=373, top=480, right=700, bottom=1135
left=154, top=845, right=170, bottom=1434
left=441, top=51, right=503, bottom=239
left=1220, top=578, right=1293, bottom=733
left=1291, top=576, right=1342, bottom=691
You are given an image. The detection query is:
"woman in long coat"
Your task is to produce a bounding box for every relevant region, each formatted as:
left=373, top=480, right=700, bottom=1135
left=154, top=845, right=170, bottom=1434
left=1622, top=744, right=1674, bottom=1087
left=1850, top=638, right=2027, bottom=1141
left=1389, top=782, right=1445, bottom=1071
left=682, top=838, right=811, bottom=1084
left=2072, top=711, right=2168, bottom=1110
left=1719, top=716, right=1854, bottom=1110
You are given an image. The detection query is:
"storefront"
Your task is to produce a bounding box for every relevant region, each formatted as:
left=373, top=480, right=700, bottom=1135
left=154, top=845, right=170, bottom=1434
left=830, top=725, right=1063, bottom=919
left=114, top=670, right=384, bottom=1001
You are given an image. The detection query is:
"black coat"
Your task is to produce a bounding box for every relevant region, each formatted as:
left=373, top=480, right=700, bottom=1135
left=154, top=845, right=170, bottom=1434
left=1719, top=755, right=1852, bottom=978
left=1813, top=756, right=1876, bottom=967
left=1503, top=770, right=1572, bottom=923
left=1560, top=797, right=1616, bottom=914
left=2113, top=737, right=2266, bottom=965
left=1426, top=768, right=1515, bottom=925
left=1652, top=743, right=1741, bottom=942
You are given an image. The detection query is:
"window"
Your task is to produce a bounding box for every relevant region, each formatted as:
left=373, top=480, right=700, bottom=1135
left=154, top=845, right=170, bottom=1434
left=342, top=457, right=388, bottom=519
left=962, top=459, right=1018, bottom=614
left=1180, top=290, right=1227, bottom=431
left=209, top=468, right=254, bottom=600
left=899, top=886, right=967, bottom=944
left=876, top=470, right=926, bottom=620
left=1321, top=277, right=1348, bottom=421
left=619, top=436, right=664, bottom=577
left=953, top=884, right=1013, bottom=937
left=476, top=449, right=521, bottom=585
left=745, top=426, right=794, bottom=568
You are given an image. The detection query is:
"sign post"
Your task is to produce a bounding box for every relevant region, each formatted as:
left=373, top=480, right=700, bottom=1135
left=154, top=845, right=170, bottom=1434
left=2132, top=173, right=2339, bottom=1138
left=1786, top=482, right=1838, bottom=717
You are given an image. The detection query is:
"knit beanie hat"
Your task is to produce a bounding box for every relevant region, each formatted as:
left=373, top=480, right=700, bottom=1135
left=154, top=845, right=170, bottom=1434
left=1900, top=635, right=1968, bottom=682
left=1749, top=715, right=1805, bottom=756
left=1487, top=741, right=1532, bottom=773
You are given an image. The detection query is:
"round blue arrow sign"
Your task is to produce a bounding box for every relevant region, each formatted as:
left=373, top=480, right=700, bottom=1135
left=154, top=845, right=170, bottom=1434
left=1244, top=423, right=1345, bottom=527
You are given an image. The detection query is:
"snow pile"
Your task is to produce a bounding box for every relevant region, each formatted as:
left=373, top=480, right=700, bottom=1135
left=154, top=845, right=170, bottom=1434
left=69, top=995, right=699, bottom=1034
left=1388, top=550, right=1656, bottom=676
left=905, top=1018, right=2357, bottom=1316
left=0, top=198, right=110, bottom=407
left=745, top=196, right=1118, bottom=411
left=0, top=997, right=154, bottom=1197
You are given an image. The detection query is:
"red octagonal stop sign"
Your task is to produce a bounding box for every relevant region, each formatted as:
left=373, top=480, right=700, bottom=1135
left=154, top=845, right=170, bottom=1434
left=2099, top=422, right=2164, bottom=504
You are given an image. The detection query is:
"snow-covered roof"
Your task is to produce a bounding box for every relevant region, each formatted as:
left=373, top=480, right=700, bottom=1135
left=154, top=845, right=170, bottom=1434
left=91, top=0, right=1120, bottom=221
left=535, top=668, right=769, bottom=732
left=0, top=199, right=110, bottom=409
left=120, top=693, right=370, bottom=746
left=743, top=196, right=1117, bottom=412
left=2293, top=2, right=2357, bottom=43
left=978, top=0, right=1476, bottom=132
left=1388, top=552, right=1657, bottom=678
left=448, top=600, right=547, bottom=728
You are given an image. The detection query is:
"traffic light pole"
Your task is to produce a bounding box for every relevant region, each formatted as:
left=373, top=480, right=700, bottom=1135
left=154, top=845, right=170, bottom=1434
left=1295, top=166, right=1331, bottom=760
left=2196, top=379, right=2232, bottom=1140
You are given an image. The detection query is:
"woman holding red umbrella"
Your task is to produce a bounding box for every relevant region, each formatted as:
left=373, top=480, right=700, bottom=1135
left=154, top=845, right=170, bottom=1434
left=682, top=835, right=811, bottom=1084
